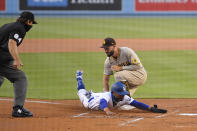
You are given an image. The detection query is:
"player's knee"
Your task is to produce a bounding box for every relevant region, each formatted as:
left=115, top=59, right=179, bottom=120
left=17, top=72, right=28, bottom=83
left=78, top=89, right=87, bottom=95
left=114, top=72, right=125, bottom=82
left=83, top=102, right=89, bottom=108
left=9, top=71, right=28, bottom=83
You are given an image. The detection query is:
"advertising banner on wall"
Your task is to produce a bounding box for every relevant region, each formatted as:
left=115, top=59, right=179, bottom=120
left=20, top=0, right=122, bottom=11
left=135, top=0, right=197, bottom=11
left=0, top=0, right=6, bottom=11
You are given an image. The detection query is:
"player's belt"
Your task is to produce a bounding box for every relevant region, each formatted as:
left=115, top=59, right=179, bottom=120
left=88, top=97, right=94, bottom=103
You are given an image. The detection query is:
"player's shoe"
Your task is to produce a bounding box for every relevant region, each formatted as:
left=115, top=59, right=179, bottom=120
left=12, top=105, right=33, bottom=117
left=76, top=70, right=83, bottom=80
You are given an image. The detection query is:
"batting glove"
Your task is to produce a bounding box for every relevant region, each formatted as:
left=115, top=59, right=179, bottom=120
left=150, top=105, right=167, bottom=113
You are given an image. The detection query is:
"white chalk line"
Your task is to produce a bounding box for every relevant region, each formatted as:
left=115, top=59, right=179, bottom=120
left=119, top=117, right=144, bottom=126
left=119, top=109, right=179, bottom=127
left=155, top=110, right=179, bottom=118
left=175, top=125, right=197, bottom=128
left=72, top=112, right=89, bottom=118
left=178, top=113, right=197, bottom=116
left=0, top=98, right=64, bottom=105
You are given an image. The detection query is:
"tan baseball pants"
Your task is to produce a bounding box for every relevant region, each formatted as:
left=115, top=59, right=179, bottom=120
left=114, top=68, right=147, bottom=96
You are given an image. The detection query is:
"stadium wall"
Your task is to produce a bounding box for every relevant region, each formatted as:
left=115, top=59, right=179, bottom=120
left=1, top=0, right=197, bottom=15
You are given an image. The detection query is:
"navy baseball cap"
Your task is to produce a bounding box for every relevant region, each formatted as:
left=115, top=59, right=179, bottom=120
left=100, top=37, right=116, bottom=48
left=111, top=82, right=129, bottom=96
left=20, top=11, right=37, bottom=24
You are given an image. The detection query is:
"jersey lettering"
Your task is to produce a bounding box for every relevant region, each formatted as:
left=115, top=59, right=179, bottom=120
left=18, top=38, right=22, bottom=43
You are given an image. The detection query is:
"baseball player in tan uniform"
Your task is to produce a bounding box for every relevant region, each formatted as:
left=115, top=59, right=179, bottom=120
left=101, top=38, right=147, bottom=97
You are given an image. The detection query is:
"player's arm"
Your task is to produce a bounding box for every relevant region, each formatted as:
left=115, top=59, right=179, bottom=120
left=103, top=75, right=110, bottom=92
left=130, top=100, right=167, bottom=113
left=100, top=98, right=115, bottom=115
left=122, top=48, right=142, bottom=71
left=8, top=39, right=23, bottom=69
left=130, top=100, right=150, bottom=110
left=124, top=95, right=167, bottom=113
left=103, top=59, right=113, bottom=92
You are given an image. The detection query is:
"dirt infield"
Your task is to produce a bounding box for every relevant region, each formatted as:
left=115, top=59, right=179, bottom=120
left=0, top=98, right=197, bottom=131
left=1, top=38, right=197, bottom=131
left=19, top=38, right=197, bottom=52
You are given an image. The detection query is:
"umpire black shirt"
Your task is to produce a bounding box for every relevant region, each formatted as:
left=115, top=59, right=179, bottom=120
left=0, top=21, right=26, bottom=52
left=0, top=22, right=26, bottom=63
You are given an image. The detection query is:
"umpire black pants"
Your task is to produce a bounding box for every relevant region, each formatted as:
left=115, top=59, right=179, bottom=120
left=0, top=50, right=28, bottom=107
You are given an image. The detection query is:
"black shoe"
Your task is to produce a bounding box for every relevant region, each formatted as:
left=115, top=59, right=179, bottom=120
left=12, top=106, right=33, bottom=117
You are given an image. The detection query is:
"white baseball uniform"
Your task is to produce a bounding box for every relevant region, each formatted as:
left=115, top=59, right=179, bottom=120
left=77, top=89, right=134, bottom=110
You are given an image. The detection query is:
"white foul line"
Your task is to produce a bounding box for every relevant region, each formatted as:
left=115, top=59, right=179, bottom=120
left=155, top=110, right=179, bottom=118
left=119, top=117, right=144, bottom=126
left=0, top=98, right=63, bottom=105
left=178, top=113, right=197, bottom=116
left=72, top=112, right=89, bottom=118
left=120, top=109, right=179, bottom=126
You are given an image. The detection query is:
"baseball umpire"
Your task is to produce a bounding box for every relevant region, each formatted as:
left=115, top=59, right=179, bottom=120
left=0, top=11, right=37, bottom=117
left=101, top=38, right=147, bottom=97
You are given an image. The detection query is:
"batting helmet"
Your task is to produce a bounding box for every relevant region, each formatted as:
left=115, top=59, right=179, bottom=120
left=111, top=82, right=129, bottom=96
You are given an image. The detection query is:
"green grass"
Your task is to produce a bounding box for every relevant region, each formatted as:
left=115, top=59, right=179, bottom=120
left=1, top=17, right=197, bottom=99
left=1, top=17, right=197, bottom=38
left=0, top=51, right=197, bottom=99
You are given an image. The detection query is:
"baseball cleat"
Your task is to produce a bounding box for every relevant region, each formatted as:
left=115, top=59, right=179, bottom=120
left=76, top=70, right=83, bottom=80
left=12, top=106, right=33, bottom=117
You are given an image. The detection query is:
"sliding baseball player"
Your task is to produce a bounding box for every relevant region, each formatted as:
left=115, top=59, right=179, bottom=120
left=76, top=70, right=167, bottom=115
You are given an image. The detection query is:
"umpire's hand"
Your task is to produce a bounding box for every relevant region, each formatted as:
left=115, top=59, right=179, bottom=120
left=13, top=59, right=24, bottom=69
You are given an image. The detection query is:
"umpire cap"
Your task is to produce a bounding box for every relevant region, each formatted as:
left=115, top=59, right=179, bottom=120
left=20, top=11, right=37, bottom=24
left=111, top=82, right=129, bottom=96
left=100, top=37, right=116, bottom=48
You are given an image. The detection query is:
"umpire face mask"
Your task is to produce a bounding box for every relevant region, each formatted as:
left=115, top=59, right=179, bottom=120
left=24, top=24, right=32, bottom=32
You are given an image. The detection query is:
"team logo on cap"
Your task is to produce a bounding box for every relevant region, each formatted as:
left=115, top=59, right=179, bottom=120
left=122, top=86, right=126, bottom=91
left=103, top=40, right=106, bottom=45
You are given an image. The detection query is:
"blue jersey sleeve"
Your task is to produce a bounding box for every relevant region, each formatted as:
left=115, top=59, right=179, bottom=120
left=100, top=98, right=108, bottom=110
left=130, top=100, right=149, bottom=110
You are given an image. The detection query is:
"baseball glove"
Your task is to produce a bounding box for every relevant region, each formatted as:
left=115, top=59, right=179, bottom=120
left=150, top=105, right=167, bottom=113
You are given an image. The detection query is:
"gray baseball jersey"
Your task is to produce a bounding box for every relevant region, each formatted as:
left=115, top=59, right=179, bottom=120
left=104, top=47, right=144, bottom=75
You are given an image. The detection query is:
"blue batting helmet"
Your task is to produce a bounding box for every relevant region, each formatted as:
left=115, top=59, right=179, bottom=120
left=111, top=82, right=129, bottom=96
